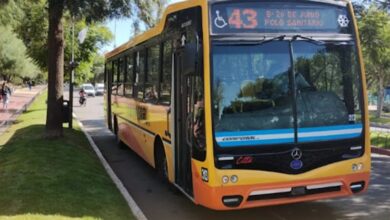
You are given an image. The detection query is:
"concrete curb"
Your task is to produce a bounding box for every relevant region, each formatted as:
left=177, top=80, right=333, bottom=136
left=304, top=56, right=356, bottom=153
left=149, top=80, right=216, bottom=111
left=74, top=113, right=147, bottom=220
left=371, top=147, right=390, bottom=156
left=370, top=123, right=390, bottom=129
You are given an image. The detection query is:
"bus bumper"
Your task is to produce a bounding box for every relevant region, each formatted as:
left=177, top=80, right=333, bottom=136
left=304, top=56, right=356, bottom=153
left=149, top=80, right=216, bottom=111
left=193, top=172, right=370, bottom=210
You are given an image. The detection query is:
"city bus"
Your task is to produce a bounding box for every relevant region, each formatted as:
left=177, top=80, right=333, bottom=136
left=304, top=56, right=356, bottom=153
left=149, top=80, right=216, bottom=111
left=104, top=0, right=370, bottom=210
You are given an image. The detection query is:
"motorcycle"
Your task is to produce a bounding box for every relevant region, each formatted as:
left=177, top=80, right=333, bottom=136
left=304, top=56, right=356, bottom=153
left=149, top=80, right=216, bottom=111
left=79, top=94, right=86, bottom=106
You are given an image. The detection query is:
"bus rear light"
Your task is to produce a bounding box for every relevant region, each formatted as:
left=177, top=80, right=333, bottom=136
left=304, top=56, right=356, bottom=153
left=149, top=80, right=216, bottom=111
left=350, top=181, right=365, bottom=193
left=222, top=195, right=243, bottom=207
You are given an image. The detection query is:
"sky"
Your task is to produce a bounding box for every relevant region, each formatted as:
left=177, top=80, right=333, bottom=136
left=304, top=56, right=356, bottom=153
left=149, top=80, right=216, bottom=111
left=101, top=0, right=183, bottom=54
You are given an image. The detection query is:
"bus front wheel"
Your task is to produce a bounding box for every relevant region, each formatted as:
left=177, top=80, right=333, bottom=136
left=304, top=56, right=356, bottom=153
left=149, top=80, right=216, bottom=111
left=113, top=116, right=126, bottom=149
left=155, top=143, right=168, bottom=182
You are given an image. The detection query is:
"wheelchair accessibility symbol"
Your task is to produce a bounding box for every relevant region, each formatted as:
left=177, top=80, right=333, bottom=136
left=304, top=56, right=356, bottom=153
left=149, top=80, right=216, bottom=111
left=214, top=10, right=228, bottom=29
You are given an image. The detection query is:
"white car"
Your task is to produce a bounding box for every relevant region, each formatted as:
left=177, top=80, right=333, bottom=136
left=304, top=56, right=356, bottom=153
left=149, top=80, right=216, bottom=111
left=95, top=83, right=104, bottom=96
left=81, top=84, right=95, bottom=97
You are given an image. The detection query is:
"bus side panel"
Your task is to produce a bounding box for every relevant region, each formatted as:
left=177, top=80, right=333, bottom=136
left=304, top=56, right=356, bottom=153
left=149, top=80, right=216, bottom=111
left=113, top=96, right=150, bottom=163
left=115, top=98, right=172, bottom=169
left=144, top=103, right=171, bottom=167
left=119, top=122, right=148, bottom=161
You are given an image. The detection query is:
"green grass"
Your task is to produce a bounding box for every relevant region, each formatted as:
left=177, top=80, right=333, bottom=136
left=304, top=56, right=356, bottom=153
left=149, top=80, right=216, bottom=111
left=370, top=131, right=390, bottom=149
left=0, top=92, right=134, bottom=220
left=369, top=112, right=390, bottom=124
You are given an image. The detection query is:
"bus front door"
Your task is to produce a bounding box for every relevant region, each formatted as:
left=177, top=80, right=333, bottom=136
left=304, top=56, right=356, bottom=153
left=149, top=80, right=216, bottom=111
left=174, top=49, right=194, bottom=197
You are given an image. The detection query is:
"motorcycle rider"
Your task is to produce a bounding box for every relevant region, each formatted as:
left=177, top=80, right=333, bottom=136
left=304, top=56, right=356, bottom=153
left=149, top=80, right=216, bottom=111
left=79, top=88, right=86, bottom=106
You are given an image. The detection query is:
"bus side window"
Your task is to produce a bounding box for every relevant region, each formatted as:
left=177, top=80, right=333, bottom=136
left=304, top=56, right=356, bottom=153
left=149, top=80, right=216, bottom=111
left=118, top=57, right=125, bottom=96
left=160, top=40, right=172, bottom=105
left=136, top=50, right=146, bottom=100
left=105, top=62, right=111, bottom=87
left=124, top=54, right=134, bottom=98
left=112, top=61, right=118, bottom=95
left=145, top=45, right=160, bottom=103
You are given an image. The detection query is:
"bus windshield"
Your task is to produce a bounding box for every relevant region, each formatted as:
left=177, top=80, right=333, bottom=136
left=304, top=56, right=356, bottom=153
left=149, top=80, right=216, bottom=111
left=212, top=40, right=363, bottom=148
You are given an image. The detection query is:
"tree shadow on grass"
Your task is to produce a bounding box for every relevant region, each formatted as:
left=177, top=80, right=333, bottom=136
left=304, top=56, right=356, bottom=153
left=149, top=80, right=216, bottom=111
left=0, top=125, right=134, bottom=220
left=23, top=108, right=47, bottom=114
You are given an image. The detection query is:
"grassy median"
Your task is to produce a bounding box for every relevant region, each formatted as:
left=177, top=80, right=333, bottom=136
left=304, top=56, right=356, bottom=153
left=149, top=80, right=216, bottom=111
left=371, top=131, right=390, bottom=149
left=0, top=92, right=134, bottom=220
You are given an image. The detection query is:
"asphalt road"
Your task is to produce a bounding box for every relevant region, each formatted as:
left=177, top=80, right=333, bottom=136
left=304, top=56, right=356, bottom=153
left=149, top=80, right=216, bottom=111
left=72, top=93, right=390, bottom=220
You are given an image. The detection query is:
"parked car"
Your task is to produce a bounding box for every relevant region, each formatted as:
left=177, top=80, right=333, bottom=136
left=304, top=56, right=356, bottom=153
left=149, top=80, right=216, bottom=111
left=81, top=84, right=95, bottom=97
left=95, top=83, right=104, bottom=96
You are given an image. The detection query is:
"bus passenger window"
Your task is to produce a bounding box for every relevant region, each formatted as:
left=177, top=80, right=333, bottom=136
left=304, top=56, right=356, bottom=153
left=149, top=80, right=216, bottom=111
left=118, top=58, right=125, bottom=96
left=145, top=45, right=160, bottom=103
left=136, top=50, right=146, bottom=100
left=112, top=61, right=118, bottom=95
left=161, top=40, right=172, bottom=105
left=125, top=55, right=134, bottom=97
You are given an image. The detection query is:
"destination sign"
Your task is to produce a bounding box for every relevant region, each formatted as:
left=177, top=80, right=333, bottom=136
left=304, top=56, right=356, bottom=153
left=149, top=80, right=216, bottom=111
left=211, top=2, right=352, bottom=34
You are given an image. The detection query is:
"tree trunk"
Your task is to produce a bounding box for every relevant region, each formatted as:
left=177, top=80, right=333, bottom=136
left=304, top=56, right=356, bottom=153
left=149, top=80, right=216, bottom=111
left=45, top=0, right=65, bottom=138
left=376, top=75, right=384, bottom=118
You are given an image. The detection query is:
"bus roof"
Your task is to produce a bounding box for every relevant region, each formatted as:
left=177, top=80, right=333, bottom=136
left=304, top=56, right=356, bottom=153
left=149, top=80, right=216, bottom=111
left=105, top=0, right=203, bottom=60
left=104, top=0, right=351, bottom=60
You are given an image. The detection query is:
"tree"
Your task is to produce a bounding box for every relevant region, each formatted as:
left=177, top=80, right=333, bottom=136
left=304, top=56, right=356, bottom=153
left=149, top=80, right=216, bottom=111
left=91, top=55, right=105, bottom=84
left=45, top=0, right=160, bottom=138
left=63, top=21, right=113, bottom=83
left=0, top=25, right=39, bottom=82
left=15, top=0, right=49, bottom=71
left=0, top=0, right=24, bottom=29
left=359, top=6, right=390, bottom=117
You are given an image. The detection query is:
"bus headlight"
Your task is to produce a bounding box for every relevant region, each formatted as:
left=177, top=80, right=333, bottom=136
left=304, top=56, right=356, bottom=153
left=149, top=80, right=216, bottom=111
left=222, top=175, right=229, bottom=184
left=201, top=168, right=209, bottom=182
left=352, top=163, right=363, bottom=171
left=230, top=175, right=238, bottom=183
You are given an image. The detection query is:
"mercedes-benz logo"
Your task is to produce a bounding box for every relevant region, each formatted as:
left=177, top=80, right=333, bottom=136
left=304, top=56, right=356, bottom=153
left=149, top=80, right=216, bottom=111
left=291, top=148, right=302, bottom=160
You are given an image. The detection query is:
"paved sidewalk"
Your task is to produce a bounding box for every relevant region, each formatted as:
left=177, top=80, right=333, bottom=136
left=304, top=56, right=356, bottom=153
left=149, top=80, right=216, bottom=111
left=0, top=85, right=46, bottom=128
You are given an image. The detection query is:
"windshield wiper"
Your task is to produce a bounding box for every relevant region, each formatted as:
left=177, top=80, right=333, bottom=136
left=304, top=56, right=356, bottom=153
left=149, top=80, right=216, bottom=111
left=258, top=34, right=286, bottom=45
left=291, top=35, right=325, bottom=45
left=292, top=35, right=355, bottom=46
left=213, top=35, right=286, bottom=45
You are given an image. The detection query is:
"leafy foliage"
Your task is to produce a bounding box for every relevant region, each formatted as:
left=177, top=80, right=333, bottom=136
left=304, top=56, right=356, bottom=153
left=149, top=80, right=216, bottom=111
left=358, top=5, right=390, bottom=117
left=0, top=0, right=24, bottom=29
left=63, top=20, right=113, bottom=84
left=15, top=0, right=49, bottom=71
left=0, top=25, right=39, bottom=81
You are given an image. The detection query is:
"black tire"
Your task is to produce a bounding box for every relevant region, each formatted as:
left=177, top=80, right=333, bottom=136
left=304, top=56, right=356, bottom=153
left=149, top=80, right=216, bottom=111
left=113, top=116, right=126, bottom=149
left=156, top=145, right=169, bottom=182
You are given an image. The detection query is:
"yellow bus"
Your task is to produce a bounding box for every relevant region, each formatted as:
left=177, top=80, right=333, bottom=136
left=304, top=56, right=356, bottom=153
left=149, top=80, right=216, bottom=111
left=104, top=0, right=370, bottom=210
